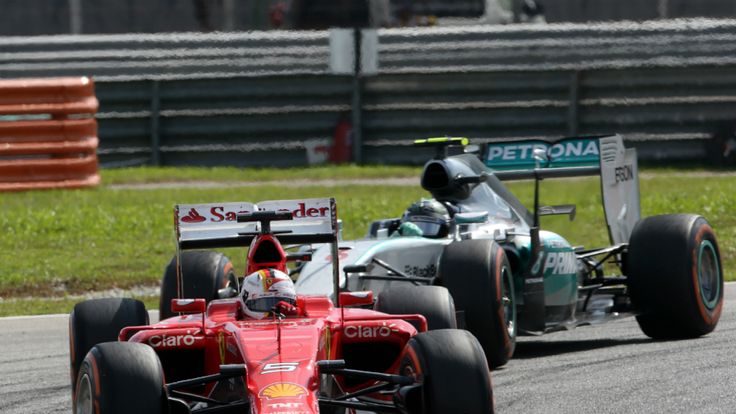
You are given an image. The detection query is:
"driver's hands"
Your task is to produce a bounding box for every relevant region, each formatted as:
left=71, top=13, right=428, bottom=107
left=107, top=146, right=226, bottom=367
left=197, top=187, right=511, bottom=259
left=274, top=300, right=299, bottom=316
left=391, top=222, right=424, bottom=237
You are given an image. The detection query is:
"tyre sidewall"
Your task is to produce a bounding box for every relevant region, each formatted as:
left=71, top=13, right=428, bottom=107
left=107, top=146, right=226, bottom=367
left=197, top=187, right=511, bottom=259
left=400, top=329, right=493, bottom=414
left=439, top=239, right=515, bottom=368
left=684, top=217, right=724, bottom=331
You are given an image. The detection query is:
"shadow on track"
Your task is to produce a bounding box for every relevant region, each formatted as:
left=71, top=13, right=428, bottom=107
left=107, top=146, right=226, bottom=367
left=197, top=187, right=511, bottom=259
left=512, top=337, right=652, bottom=359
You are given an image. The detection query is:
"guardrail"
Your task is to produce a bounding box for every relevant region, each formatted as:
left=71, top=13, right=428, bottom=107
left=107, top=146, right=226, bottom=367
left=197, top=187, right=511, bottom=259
left=96, top=75, right=352, bottom=167
left=3, top=19, right=736, bottom=80
left=377, top=19, right=736, bottom=72
left=0, top=77, right=100, bottom=191
left=359, top=65, right=736, bottom=164
left=92, top=63, right=736, bottom=167
left=4, top=19, right=735, bottom=167
left=0, top=31, right=330, bottom=80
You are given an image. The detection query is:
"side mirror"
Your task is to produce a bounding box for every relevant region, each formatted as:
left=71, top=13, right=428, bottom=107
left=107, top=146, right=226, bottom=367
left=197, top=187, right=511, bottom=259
left=339, top=291, right=374, bottom=307
left=538, top=204, right=576, bottom=221
left=171, top=298, right=206, bottom=314
left=454, top=172, right=488, bottom=186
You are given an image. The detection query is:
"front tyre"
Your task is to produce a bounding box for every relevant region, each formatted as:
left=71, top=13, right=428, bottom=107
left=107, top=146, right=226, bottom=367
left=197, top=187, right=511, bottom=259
left=74, top=342, right=166, bottom=414
left=400, top=329, right=493, bottom=414
left=627, top=214, right=724, bottom=339
left=439, top=239, right=516, bottom=369
left=69, top=298, right=149, bottom=395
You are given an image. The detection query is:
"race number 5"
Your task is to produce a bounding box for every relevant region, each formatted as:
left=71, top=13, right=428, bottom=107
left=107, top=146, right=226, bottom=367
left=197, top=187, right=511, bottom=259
left=262, top=362, right=299, bottom=374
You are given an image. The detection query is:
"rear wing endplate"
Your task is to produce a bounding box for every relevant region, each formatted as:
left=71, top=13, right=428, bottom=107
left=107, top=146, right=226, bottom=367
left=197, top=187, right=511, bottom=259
left=483, top=135, right=640, bottom=245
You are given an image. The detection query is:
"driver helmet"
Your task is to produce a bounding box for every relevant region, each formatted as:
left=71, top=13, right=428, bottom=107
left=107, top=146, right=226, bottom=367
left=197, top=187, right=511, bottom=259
left=240, top=268, right=296, bottom=319
left=401, top=199, right=451, bottom=238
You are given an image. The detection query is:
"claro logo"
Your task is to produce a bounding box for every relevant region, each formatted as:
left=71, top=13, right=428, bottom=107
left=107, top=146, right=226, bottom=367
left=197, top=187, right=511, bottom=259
left=148, top=334, right=196, bottom=348
left=344, top=324, right=398, bottom=338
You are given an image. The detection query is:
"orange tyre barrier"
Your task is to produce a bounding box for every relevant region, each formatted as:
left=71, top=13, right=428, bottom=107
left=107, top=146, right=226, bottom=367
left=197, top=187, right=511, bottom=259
left=0, top=77, right=100, bottom=191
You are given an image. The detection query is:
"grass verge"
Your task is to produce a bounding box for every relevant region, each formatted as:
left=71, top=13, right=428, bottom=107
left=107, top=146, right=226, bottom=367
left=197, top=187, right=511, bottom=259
left=101, top=165, right=421, bottom=185
left=0, top=295, right=160, bottom=318
left=0, top=166, right=733, bottom=316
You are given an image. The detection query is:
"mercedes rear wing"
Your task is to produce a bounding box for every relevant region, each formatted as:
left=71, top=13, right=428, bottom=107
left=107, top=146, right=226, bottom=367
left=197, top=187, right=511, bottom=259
left=482, top=135, right=640, bottom=245
left=174, top=198, right=338, bottom=250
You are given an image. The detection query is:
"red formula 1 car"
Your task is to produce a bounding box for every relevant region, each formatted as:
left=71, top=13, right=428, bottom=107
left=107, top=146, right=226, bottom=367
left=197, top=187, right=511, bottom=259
left=68, top=198, right=493, bottom=414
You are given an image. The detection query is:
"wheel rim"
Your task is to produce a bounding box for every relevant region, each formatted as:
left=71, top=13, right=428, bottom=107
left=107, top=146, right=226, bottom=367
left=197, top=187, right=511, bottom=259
left=697, top=240, right=721, bottom=310
left=501, top=266, right=516, bottom=338
left=75, top=373, right=93, bottom=414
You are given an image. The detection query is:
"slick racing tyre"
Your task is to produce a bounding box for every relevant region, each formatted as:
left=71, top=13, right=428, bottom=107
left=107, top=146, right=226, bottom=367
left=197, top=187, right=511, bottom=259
left=439, top=239, right=516, bottom=369
left=627, top=214, right=724, bottom=339
left=69, top=298, right=149, bottom=395
left=374, top=285, right=457, bottom=330
left=400, top=329, right=493, bottom=414
left=160, top=250, right=237, bottom=320
left=74, top=342, right=166, bottom=414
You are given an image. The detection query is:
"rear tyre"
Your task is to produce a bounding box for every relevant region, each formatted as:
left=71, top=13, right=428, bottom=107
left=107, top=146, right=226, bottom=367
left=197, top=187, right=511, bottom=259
left=69, top=298, right=148, bottom=395
left=74, top=342, right=165, bottom=414
left=159, top=250, right=237, bottom=320
left=627, top=214, right=724, bottom=339
left=400, top=329, right=493, bottom=414
left=439, top=239, right=516, bottom=369
left=374, top=285, right=457, bottom=330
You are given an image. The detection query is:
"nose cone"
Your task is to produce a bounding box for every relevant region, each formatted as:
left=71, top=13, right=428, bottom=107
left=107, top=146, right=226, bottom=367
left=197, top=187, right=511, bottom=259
left=236, top=318, right=324, bottom=414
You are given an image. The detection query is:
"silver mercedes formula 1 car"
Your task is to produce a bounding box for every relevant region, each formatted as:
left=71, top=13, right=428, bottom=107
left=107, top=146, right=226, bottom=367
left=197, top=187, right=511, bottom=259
left=294, top=136, right=724, bottom=369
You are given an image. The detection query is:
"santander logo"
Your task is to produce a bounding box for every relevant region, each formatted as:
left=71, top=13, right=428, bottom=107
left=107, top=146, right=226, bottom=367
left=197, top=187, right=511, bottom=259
left=278, top=202, right=329, bottom=219
left=179, top=202, right=330, bottom=225
left=181, top=208, right=206, bottom=223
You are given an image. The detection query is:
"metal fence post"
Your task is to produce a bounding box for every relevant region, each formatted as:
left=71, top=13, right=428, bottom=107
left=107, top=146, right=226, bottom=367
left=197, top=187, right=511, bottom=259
left=351, top=28, right=364, bottom=164
left=223, top=0, right=235, bottom=31
left=69, top=0, right=82, bottom=34
left=150, top=80, right=161, bottom=166
left=567, top=71, right=580, bottom=136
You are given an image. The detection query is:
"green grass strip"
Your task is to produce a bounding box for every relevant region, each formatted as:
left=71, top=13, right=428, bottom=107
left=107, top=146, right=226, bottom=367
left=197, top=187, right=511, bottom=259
left=0, top=166, right=733, bottom=316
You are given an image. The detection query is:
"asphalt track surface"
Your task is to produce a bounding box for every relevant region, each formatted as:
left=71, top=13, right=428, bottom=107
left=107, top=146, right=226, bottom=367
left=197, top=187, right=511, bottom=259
left=1, top=283, right=734, bottom=413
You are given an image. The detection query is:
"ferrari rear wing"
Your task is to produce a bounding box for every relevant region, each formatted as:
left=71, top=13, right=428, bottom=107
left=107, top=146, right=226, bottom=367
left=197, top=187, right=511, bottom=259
left=174, top=198, right=338, bottom=250
left=482, top=135, right=640, bottom=245
left=172, top=197, right=341, bottom=305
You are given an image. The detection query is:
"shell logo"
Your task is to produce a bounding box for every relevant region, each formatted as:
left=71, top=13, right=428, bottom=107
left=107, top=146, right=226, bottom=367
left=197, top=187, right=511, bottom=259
left=259, top=383, right=307, bottom=399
